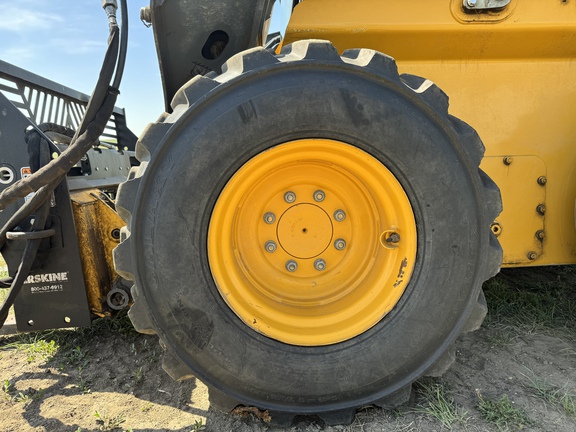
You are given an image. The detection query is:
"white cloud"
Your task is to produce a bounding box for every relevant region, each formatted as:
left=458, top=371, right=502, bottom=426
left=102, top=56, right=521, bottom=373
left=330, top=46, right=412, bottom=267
left=48, top=39, right=107, bottom=55
left=0, top=46, right=36, bottom=61
left=0, top=7, right=63, bottom=32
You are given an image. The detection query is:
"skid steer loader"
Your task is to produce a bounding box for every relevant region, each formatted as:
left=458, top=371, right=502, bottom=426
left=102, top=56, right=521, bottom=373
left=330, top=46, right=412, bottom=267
left=1, top=0, right=575, bottom=426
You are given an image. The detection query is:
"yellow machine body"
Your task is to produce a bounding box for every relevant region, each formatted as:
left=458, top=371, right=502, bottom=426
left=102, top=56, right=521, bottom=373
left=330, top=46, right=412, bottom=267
left=284, top=0, right=576, bottom=267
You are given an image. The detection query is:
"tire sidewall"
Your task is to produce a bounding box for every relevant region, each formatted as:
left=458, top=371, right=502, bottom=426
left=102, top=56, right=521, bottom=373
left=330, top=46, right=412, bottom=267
left=133, top=62, right=487, bottom=410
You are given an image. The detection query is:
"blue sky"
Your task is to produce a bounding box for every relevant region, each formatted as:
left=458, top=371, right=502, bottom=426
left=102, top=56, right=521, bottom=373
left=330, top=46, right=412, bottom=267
left=0, top=0, right=289, bottom=136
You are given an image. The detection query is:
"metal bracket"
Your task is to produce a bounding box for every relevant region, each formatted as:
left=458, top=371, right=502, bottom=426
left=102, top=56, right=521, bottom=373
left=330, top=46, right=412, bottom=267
left=463, top=0, right=510, bottom=11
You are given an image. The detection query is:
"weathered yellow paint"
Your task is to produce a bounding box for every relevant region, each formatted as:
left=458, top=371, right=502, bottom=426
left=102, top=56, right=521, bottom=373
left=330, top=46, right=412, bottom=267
left=71, top=189, right=124, bottom=317
left=285, top=0, right=576, bottom=266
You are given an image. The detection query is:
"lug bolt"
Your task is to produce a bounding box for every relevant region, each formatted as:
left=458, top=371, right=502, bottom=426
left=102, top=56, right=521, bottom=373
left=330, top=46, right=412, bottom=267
left=313, top=190, right=325, bottom=202
left=536, top=204, right=546, bottom=216
left=503, top=156, right=513, bottom=165
left=334, top=209, right=346, bottom=221
left=527, top=251, right=537, bottom=261
left=265, top=241, right=277, bottom=253
left=285, top=260, right=298, bottom=272
left=263, top=212, right=276, bottom=224
left=284, top=191, right=296, bottom=203
left=386, top=233, right=401, bottom=244
left=537, top=176, right=547, bottom=186
left=314, top=259, right=326, bottom=271
left=536, top=230, right=545, bottom=240
left=334, top=238, right=346, bottom=250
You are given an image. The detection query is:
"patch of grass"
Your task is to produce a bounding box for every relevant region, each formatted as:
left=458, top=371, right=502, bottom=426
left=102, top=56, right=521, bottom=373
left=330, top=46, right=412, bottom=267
left=3, top=333, right=60, bottom=363
left=2, top=379, right=12, bottom=399
left=483, top=267, right=576, bottom=336
left=414, top=379, right=468, bottom=429
left=192, top=419, right=206, bottom=432
left=132, top=366, right=144, bottom=385
left=76, top=367, right=92, bottom=394
left=522, top=374, right=576, bottom=417
left=477, top=392, right=534, bottom=430
left=94, top=409, right=126, bottom=431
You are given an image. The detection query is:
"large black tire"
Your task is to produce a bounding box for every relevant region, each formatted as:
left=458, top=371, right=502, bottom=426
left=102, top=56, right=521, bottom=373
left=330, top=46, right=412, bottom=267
left=114, top=40, right=502, bottom=425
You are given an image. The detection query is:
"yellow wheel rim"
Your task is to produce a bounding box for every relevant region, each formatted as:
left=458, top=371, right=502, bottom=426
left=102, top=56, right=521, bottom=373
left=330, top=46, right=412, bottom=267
left=208, top=139, right=417, bottom=346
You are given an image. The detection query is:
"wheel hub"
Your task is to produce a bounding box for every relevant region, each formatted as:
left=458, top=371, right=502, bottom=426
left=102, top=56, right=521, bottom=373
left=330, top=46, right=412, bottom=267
left=208, top=139, right=417, bottom=346
left=276, top=203, right=333, bottom=259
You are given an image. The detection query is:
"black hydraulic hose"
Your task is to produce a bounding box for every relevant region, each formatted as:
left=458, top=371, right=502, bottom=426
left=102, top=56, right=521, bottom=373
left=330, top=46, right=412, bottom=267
left=73, top=26, right=120, bottom=142
left=0, top=200, right=51, bottom=325
left=112, top=0, right=128, bottom=90
left=0, top=139, right=52, bottom=326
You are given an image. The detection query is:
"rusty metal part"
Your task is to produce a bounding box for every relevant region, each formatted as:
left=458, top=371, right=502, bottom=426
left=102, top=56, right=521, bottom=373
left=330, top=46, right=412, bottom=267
left=70, top=189, right=124, bottom=317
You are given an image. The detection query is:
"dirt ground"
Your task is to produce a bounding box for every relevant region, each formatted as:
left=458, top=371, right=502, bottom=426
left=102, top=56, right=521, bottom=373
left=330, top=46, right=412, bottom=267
left=0, top=267, right=575, bottom=432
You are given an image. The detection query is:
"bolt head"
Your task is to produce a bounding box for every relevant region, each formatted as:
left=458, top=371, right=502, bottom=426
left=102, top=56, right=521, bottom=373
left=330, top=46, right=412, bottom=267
left=537, top=176, right=547, bottom=186
left=503, top=156, right=513, bottom=165
left=527, top=251, right=537, bottom=260
left=263, top=212, right=276, bottom=224
left=334, top=210, right=346, bottom=221
left=313, top=190, right=325, bottom=202
left=285, top=260, right=298, bottom=272
left=536, top=204, right=546, bottom=215
left=314, top=259, right=326, bottom=271
left=467, top=0, right=477, bottom=6
left=334, top=238, right=346, bottom=250
left=265, top=241, right=277, bottom=253
left=284, top=191, right=296, bottom=203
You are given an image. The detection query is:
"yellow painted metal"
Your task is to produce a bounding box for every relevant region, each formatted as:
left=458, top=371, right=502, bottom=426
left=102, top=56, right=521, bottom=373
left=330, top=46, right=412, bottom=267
left=482, top=156, right=546, bottom=265
left=71, top=189, right=124, bottom=317
left=285, top=0, right=576, bottom=266
left=208, top=139, right=417, bottom=345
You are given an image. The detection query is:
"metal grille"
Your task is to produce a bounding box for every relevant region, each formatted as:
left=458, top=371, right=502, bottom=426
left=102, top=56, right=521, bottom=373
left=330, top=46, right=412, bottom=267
left=0, top=60, right=136, bottom=149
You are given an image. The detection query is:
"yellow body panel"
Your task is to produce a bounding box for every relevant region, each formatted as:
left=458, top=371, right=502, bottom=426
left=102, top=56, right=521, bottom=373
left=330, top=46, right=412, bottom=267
left=285, top=0, right=576, bottom=267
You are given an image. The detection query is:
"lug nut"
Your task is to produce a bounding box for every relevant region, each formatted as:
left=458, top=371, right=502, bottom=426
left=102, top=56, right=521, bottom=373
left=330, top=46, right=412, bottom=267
left=490, top=223, right=502, bottom=237
left=314, top=259, right=326, bottom=271
left=536, top=204, right=546, bottom=216
left=537, top=176, right=547, bottom=186
left=285, top=260, right=298, bottom=272
left=334, top=238, right=346, bottom=250
left=284, top=191, right=296, bottom=203
left=334, top=209, right=346, bottom=221
left=263, top=212, right=276, bottom=224
left=265, top=241, right=277, bottom=253
left=386, top=233, right=401, bottom=243
left=503, top=156, right=513, bottom=165
left=313, top=190, right=325, bottom=202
